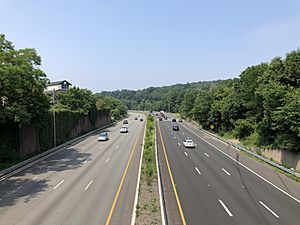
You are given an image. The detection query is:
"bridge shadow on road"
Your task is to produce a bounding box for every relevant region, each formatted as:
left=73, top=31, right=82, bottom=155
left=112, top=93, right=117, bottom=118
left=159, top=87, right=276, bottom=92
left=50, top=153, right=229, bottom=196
left=0, top=147, right=91, bottom=208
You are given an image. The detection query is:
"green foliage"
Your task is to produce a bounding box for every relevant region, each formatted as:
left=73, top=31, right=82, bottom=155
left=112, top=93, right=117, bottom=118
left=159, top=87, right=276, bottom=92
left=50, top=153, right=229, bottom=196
left=232, top=119, right=255, bottom=139
left=94, top=93, right=127, bottom=120
left=103, top=49, right=300, bottom=153
left=0, top=34, right=50, bottom=124
left=142, top=115, right=156, bottom=186
left=101, top=81, right=222, bottom=112
left=56, top=87, right=95, bottom=114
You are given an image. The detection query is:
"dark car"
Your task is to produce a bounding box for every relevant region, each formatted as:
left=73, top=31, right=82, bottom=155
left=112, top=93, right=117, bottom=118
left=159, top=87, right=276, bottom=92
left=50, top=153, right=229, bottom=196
left=123, top=119, right=128, bottom=124
left=172, top=118, right=176, bottom=122
left=140, top=118, right=144, bottom=121
left=173, top=125, right=179, bottom=131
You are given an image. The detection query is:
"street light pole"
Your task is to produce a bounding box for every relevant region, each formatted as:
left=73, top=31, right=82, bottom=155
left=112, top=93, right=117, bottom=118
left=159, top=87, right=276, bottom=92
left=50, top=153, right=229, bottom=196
left=52, top=90, right=56, bottom=147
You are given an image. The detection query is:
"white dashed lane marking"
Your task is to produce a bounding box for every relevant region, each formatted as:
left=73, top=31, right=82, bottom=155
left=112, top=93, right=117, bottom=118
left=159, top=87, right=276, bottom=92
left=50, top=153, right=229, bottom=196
left=85, top=180, right=94, bottom=191
left=53, top=180, right=64, bottom=190
left=195, top=167, right=201, bottom=175
left=222, top=168, right=231, bottom=176
left=259, top=201, right=279, bottom=218
left=218, top=199, right=233, bottom=217
left=204, top=153, right=210, bottom=157
left=184, top=152, right=188, bottom=157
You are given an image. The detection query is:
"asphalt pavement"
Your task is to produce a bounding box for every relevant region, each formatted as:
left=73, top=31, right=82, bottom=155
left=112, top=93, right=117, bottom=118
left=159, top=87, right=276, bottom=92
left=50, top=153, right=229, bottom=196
left=157, top=119, right=300, bottom=225
left=0, top=113, right=145, bottom=225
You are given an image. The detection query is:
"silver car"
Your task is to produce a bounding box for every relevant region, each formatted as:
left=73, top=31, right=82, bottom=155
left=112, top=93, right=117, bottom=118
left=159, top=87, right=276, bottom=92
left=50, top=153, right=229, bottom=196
left=120, top=125, right=128, bottom=133
left=98, top=132, right=109, bottom=141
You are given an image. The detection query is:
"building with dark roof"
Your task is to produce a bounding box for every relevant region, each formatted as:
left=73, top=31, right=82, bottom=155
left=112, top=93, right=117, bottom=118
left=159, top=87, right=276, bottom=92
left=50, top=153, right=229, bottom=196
left=44, top=80, right=72, bottom=94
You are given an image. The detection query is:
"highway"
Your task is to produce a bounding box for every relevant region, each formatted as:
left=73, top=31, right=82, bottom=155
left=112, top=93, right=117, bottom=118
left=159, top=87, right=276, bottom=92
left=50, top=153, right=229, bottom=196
left=157, top=119, right=300, bottom=225
left=0, top=113, right=145, bottom=225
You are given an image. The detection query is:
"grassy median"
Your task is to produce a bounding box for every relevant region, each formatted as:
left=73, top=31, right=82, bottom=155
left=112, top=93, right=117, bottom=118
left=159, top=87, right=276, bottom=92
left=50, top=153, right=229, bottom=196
left=135, top=115, right=161, bottom=224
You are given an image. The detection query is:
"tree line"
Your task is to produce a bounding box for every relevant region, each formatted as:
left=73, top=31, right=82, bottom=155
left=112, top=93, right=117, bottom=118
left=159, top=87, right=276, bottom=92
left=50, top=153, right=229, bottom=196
left=0, top=34, right=127, bottom=167
left=103, top=49, right=300, bottom=152
left=0, top=34, right=127, bottom=126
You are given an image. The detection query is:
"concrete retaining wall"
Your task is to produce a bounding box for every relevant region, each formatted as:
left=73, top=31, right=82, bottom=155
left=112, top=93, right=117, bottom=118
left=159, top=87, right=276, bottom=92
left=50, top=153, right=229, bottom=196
left=260, top=149, right=300, bottom=171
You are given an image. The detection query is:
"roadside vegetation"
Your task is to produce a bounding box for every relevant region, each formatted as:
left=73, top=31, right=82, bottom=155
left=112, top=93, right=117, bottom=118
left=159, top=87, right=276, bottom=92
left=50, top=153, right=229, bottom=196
left=104, top=49, right=300, bottom=156
left=135, top=115, right=161, bottom=225
left=0, top=34, right=127, bottom=171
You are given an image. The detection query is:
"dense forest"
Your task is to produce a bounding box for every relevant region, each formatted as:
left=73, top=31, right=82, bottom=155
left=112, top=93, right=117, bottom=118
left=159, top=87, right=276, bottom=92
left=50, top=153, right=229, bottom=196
left=101, top=80, right=223, bottom=112
left=103, top=49, right=300, bottom=152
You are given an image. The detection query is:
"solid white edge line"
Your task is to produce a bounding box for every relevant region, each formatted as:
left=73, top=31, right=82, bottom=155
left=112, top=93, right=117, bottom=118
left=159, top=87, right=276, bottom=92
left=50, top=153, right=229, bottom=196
left=222, top=168, right=231, bottom=176
left=184, top=152, right=188, bottom=157
left=204, top=153, right=210, bottom=157
left=218, top=199, right=233, bottom=217
left=53, top=179, right=64, bottom=190
left=85, top=180, right=94, bottom=191
left=105, top=157, right=110, bottom=164
left=259, top=201, right=279, bottom=218
left=131, top=123, right=149, bottom=225
left=195, top=167, right=201, bottom=175
left=181, top=123, right=300, bottom=205
left=155, top=126, right=167, bottom=225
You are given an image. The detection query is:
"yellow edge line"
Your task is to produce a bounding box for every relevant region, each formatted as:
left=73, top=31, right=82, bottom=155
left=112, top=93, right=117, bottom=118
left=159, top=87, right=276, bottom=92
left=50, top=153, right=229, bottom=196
left=105, top=124, right=144, bottom=225
left=157, top=122, right=187, bottom=225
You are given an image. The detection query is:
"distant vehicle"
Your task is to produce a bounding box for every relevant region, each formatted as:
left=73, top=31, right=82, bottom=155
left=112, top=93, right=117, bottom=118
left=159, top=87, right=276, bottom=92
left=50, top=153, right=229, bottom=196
left=160, top=111, right=165, bottom=118
left=172, top=118, right=176, bottom=122
left=140, top=117, right=144, bottom=121
left=120, top=125, right=128, bottom=133
left=173, top=125, right=179, bottom=131
left=178, top=118, right=183, bottom=122
left=183, top=139, right=195, bottom=148
left=134, top=117, right=138, bottom=120
left=123, top=119, right=128, bottom=124
left=158, top=117, right=163, bottom=121
left=98, top=132, right=109, bottom=141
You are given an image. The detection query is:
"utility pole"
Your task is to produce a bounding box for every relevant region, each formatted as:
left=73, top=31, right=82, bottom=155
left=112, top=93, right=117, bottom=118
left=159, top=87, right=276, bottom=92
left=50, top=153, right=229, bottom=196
left=52, top=90, right=56, bottom=147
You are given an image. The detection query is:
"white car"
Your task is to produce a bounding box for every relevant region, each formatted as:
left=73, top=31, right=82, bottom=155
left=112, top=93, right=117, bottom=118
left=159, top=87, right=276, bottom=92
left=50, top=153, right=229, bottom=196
left=120, top=125, right=128, bottom=133
left=183, top=139, right=195, bottom=148
left=98, top=132, right=109, bottom=141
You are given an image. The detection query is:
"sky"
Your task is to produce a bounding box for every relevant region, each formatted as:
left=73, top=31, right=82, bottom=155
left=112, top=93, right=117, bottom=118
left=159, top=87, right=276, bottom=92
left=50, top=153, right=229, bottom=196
left=1, top=0, right=300, bottom=92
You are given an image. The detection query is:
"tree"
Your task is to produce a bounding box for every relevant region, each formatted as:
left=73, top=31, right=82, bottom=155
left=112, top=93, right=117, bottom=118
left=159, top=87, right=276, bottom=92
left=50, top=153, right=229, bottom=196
left=56, top=87, right=95, bottom=114
left=179, top=89, right=198, bottom=118
left=192, top=91, right=212, bottom=128
left=0, top=34, right=50, bottom=124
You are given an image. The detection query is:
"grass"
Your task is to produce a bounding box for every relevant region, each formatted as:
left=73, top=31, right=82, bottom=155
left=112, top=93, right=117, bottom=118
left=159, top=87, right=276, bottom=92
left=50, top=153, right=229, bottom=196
left=135, top=114, right=161, bottom=224
left=142, top=115, right=156, bottom=186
